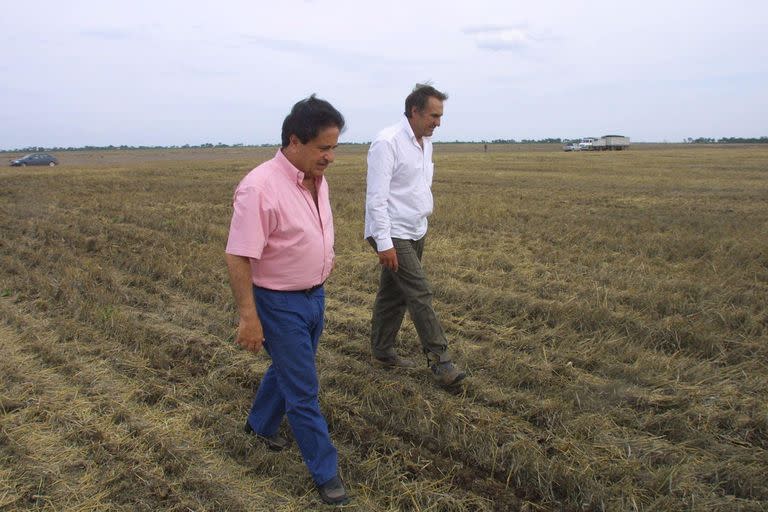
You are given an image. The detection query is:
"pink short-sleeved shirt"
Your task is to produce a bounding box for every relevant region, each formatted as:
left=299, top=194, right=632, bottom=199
left=225, top=149, right=335, bottom=291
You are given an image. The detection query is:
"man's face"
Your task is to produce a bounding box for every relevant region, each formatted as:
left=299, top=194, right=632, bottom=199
left=409, top=96, right=444, bottom=139
left=287, top=126, right=340, bottom=179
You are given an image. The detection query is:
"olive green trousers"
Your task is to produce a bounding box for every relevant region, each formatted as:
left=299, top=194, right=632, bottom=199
left=368, top=236, right=451, bottom=364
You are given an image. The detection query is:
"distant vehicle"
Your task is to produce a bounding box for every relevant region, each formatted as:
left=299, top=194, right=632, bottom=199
left=10, top=153, right=59, bottom=167
left=591, top=135, right=630, bottom=150
left=564, top=136, right=631, bottom=152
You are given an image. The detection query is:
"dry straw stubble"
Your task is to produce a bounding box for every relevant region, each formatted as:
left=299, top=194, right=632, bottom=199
left=1, top=143, right=767, bottom=511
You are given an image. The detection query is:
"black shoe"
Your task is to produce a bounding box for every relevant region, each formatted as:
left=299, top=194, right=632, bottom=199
left=243, top=421, right=289, bottom=452
left=316, top=475, right=349, bottom=506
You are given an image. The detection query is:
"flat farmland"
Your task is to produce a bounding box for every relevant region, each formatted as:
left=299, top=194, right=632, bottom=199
left=1, top=144, right=767, bottom=511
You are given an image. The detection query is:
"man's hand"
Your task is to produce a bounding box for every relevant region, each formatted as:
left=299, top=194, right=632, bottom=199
left=236, top=316, right=265, bottom=353
left=378, top=248, right=398, bottom=272
left=226, top=253, right=266, bottom=354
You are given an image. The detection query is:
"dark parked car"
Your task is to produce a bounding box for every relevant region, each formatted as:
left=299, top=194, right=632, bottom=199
left=10, top=153, right=59, bottom=167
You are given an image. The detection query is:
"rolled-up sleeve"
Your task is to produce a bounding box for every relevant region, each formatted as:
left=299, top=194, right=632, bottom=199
left=225, top=184, right=275, bottom=259
left=365, top=139, right=395, bottom=252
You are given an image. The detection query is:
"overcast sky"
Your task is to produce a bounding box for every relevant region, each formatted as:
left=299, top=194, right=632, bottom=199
left=1, top=0, right=766, bottom=148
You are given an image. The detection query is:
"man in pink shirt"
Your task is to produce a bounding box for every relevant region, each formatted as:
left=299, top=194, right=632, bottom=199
left=225, top=95, right=348, bottom=506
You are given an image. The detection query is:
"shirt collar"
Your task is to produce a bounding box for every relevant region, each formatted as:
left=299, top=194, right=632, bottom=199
left=401, top=115, right=429, bottom=146
left=401, top=116, right=418, bottom=142
left=274, top=148, right=323, bottom=186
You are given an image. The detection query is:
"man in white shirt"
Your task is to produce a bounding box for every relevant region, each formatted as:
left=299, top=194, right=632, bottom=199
left=364, top=83, right=465, bottom=388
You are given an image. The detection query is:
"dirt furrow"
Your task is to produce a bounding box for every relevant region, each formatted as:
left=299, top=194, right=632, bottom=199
left=0, top=304, right=312, bottom=511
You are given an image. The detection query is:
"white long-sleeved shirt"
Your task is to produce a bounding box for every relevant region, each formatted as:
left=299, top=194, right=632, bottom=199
left=364, top=116, right=435, bottom=252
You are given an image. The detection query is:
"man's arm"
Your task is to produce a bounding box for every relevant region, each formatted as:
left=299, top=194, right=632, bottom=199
left=225, top=253, right=264, bottom=353
left=366, top=140, right=398, bottom=271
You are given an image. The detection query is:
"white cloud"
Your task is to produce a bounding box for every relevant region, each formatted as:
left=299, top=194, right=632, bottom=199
left=79, top=28, right=138, bottom=41
left=463, top=25, right=532, bottom=51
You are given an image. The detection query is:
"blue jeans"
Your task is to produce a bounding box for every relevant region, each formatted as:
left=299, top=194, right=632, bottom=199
left=246, top=286, right=338, bottom=486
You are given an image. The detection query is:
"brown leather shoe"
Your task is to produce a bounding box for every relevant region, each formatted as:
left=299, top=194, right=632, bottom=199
left=430, top=361, right=466, bottom=388
left=372, top=354, right=417, bottom=369
left=316, top=475, right=350, bottom=505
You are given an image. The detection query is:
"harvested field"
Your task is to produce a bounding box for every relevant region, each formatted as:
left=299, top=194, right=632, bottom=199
left=1, top=144, right=767, bottom=511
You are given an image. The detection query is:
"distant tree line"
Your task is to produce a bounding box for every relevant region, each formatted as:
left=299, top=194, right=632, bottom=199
left=439, top=138, right=566, bottom=144
left=485, top=138, right=564, bottom=144
left=1, top=142, right=273, bottom=153
left=3, top=137, right=768, bottom=153
left=685, top=137, right=768, bottom=144
left=0, top=141, right=378, bottom=153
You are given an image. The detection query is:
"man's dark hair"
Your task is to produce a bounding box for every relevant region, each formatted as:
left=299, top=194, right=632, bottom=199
left=404, top=83, right=448, bottom=118
left=281, top=94, right=345, bottom=147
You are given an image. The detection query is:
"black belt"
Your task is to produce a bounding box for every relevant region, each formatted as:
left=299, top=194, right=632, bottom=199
left=299, top=283, right=324, bottom=294
left=256, top=283, right=324, bottom=294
